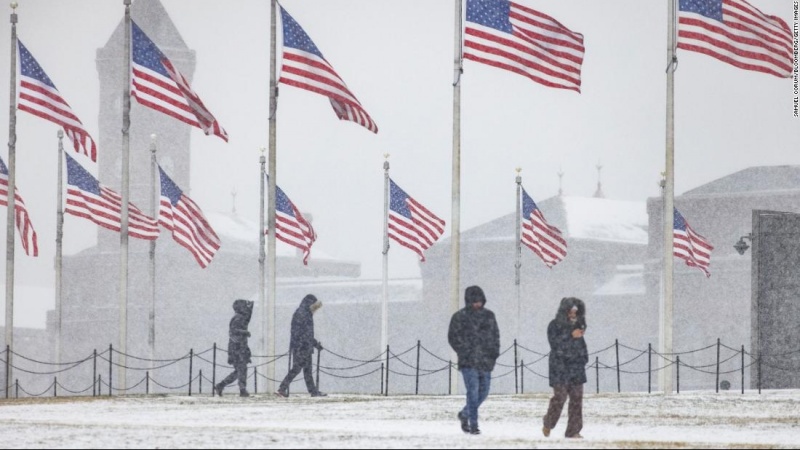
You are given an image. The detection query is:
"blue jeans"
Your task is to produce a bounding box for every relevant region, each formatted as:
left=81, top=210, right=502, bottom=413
left=460, top=367, right=492, bottom=430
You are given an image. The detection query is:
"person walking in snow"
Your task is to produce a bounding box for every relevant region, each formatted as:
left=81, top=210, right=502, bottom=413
left=542, top=297, right=588, bottom=439
left=215, top=299, right=254, bottom=397
left=275, top=294, right=326, bottom=398
left=448, top=285, right=501, bottom=435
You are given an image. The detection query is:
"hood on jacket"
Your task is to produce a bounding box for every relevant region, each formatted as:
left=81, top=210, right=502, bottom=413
left=555, top=297, right=586, bottom=329
left=233, top=299, right=254, bottom=326
left=299, top=294, right=322, bottom=312
left=464, top=285, right=486, bottom=307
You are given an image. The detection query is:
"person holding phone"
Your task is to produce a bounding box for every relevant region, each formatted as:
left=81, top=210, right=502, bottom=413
left=542, top=297, right=588, bottom=439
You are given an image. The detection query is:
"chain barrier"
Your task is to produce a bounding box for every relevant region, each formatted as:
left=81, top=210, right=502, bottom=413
left=3, top=339, right=799, bottom=398
left=17, top=381, right=55, bottom=398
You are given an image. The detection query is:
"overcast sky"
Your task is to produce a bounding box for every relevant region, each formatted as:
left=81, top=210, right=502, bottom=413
left=0, top=0, right=798, bottom=298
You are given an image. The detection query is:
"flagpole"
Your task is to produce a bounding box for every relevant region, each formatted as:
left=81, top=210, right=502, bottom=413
left=258, top=147, right=266, bottom=375
left=450, top=0, right=463, bottom=394
left=661, top=0, right=677, bottom=395
left=55, top=130, right=64, bottom=367
left=381, top=154, right=390, bottom=355
left=5, top=1, right=18, bottom=396
left=119, top=0, right=132, bottom=392
left=149, top=135, right=157, bottom=367
left=267, top=0, right=278, bottom=394
left=514, top=168, right=522, bottom=342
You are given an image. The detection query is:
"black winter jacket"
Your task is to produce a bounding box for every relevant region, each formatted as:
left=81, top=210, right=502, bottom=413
left=448, top=287, right=501, bottom=372
left=547, top=298, right=588, bottom=387
left=227, top=299, right=254, bottom=365
left=290, top=295, right=322, bottom=358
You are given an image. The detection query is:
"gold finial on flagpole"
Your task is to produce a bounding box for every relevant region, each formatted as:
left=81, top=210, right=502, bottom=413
left=10, top=2, right=17, bottom=11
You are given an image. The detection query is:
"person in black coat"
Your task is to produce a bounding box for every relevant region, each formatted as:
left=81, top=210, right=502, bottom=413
left=542, top=297, right=588, bottom=439
left=448, top=286, right=500, bottom=435
left=215, top=299, right=254, bottom=397
left=276, top=294, right=325, bottom=397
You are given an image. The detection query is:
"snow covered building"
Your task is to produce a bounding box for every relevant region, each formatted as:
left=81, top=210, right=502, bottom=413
left=646, top=166, right=800, bottom=390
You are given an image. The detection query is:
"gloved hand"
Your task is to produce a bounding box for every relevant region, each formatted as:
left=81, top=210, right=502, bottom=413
left=315, top=341, right=323, bottom=351
left=245, top=331, right=251, bottom=338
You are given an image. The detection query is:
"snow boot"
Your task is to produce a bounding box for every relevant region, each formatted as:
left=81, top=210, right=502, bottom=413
left=457, top=411, right=469, bottom=433
left=239, top=389, right=250, bottom=398
left=214, top=383, right=224, bottom=397
left=275, top=388, right=289, bottom=398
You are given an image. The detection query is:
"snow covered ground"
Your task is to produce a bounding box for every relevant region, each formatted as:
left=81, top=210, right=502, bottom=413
left=0, top=390, right=798, bottom=448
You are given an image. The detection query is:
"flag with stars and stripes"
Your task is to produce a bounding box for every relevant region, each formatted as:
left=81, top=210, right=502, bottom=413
left=674, top=208, right=713, bottom=277
left=64, top=153, right=159, bottom=240
left=265, top=176, right=317, bottom=265
left=521, top=188, right=567, bottom=268
left=17, top=40, right=98, bottom=162
left=678, top=0, right=792, bottom=78
left=388, top=179, right=445, bottom=262
left=465, top=0, right=585, bottom=92
left=158, top=166, right=220, bottom=268
left=279, top=6, right=379, bottom=133
left=131, top=21, right=228, bottom=141
left=0, top=156, right=38, bottom=257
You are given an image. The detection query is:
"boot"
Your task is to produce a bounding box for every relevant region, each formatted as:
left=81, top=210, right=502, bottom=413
left=275, top=387, right=289, bottom=398
left=310, top=391, right=328, bottom=397
left=457, top=411, right=469, bottom=433
left=214, top=383, right=224, bottom=397
left=239, top=389, right=250, bottom=398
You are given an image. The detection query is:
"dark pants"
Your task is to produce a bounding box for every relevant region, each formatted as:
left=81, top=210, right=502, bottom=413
left=543, top=383, right=583, bottom=437
left=279, top=351, right=317, bottom=394
left=460, top=367, right=492, bottom=430
left=219, top=362, right=248, bottom=392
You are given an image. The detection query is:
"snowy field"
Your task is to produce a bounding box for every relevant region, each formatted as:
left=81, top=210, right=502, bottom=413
left=0, top=390, right=798, bottom=448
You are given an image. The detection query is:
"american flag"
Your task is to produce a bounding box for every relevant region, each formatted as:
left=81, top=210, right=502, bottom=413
left=131, top=21, right=228, bottom=141
left=278, top=6, right=379, bottom=133
left=678, top=0, right=793, bottom=78
left=158, top=167, right=220, bottom=268
left=673, top=208, right=713, bottom=277
left=521, top=188, right=567, bottom=268
left=64, top=153, right=159, bottom=240
left=267, top=177, right=317, bottom=265
left=388, top=179, right=445, bottom=262
left=465, top=0, right=585, bottom=92
left=17, top=40, right=98, bottom=162
left=0, top=156, right=38, bottom=257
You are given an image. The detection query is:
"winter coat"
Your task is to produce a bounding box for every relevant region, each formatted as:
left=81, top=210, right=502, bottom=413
left=448, top=286, right=501, bottom=372
left=227, top=299, right=254, bottom=365
left=547, top=297, right=588, bottom=387
left=290, top=294, right=322, bottom=359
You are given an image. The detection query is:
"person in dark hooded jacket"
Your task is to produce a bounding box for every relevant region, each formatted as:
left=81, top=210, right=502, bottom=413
left=215, top=299, right=254, bottom=397
left=542, top=297, right=588, bottom=439
left=448, top=286, right=500, bottom=435
left=275, top=294, right=325, bottom=397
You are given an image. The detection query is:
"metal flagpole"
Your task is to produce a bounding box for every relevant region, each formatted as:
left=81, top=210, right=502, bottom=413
left=450, top=0, right=463, bottom=394
left=381, top=154, right=390, bottom=355
left=55, top=130, right=64, bottom=367
left=514, top=168, right=522, bottom=341
left=119, top=0, right=132, bottom=392
left=5, top=1, right=18, bottom=395
left=661, top=0, right=677, bottom=395
left=267, top=0, right=278, bottom=393
left=149, top=135, right=157, bottom=367
left=259, top=147, right=266, bottom=374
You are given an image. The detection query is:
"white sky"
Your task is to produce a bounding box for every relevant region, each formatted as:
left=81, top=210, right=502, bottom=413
left=0, top=0, right=798, bottom=292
